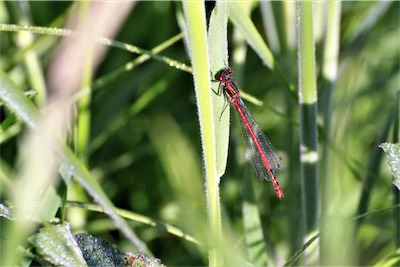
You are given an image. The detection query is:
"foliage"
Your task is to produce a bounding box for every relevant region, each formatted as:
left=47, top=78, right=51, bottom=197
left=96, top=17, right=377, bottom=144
left=0, top=1, right=399, bottom=266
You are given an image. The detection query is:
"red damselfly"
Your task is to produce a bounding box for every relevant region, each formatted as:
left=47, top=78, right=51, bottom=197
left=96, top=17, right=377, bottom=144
left=212, top=67, right=284, bottom=199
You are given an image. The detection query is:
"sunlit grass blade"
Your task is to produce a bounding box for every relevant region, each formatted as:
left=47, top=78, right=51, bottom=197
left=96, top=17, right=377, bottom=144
left=182, top=1, right=222, bottom=265
left=208, top=1, right=229, bottom=179
left=70, top=33, right=185, bottom=103
left=297, top=0, right=318, bottom=234
left=0, top=24, right=191, bottom=73
left=67, top=201, right=201, bottom=246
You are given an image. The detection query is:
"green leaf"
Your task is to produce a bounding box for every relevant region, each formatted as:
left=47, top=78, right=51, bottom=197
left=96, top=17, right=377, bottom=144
left=208, top=1, right=230, bottom=178
left=67, top=201, right=201, bottom=246
left=379, top=142, right=400, bottom=189
left=29, top=223, right=87, bottom=267
left=0, top=69, right=39, bottom=129
left=182, top=1, right=223, bottom=265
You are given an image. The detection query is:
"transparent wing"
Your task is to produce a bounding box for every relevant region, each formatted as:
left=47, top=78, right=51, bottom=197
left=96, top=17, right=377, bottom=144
left=233, top=99, right=283, bottom=181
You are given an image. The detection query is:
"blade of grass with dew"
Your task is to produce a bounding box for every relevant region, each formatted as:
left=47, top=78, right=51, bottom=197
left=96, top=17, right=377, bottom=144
left=70, top=33, right=185, bottom=103
left=0, top=24, right=191, bottom=73
left=182, top=2, right=222, bottom=265
left=297, top=0, right=318, bottom=261
left=6, top=3, right=75, bottom=71
left=228, top=2, right=296, bottom=98
left=0, top=67, right=151, bottom=257
left=79, top=33, right=184, bottom=157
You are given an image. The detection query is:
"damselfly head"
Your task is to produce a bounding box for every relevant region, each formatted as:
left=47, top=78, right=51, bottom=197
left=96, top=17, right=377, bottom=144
left=214, top=68, right=233, bottom=83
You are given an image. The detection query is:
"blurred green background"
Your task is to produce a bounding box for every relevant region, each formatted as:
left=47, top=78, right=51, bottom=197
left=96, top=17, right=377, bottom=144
left=0, top=1, right=399, bottom=266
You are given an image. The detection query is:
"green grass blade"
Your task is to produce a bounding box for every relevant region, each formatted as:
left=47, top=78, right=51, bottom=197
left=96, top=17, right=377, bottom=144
left=373, top=248, right=400, bottom=267
left=319, top=0, right=342, bottom=264
left=0, top=69, right=39, bottom=129
left=208, top=1, right=230, bottom=179
left=0, top=66, right=150, bottom=259
left=70, top=33, right=185, bottom=103
left=0, top=23, right=191, bottom=73
left=182, top=1, right=222, bottom=265
left=67, top=201, right=202, bottom=246
left=5, top=2, right=47, bottom=106
left=356, top=109, right=394, bottom=227
left=297, top=0, right=318, bottom=261
left=229, top=2, right=296, bottom=97
left=60, top=145, right=150, bottom=255
left=242, top=174, right=268, bottom=266
left=284, top=232, right=320, bottom=266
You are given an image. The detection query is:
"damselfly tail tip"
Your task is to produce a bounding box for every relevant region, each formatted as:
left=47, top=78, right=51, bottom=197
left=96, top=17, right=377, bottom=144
left=271, top=177, right=284, bottom=199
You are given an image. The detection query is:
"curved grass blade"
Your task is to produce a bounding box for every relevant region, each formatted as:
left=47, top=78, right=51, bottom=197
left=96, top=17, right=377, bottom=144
left=67, top=201, right=201, bottom=246
left=0, top=24, right=191, bottom=73
left=0, top=67, right=150, bottom=255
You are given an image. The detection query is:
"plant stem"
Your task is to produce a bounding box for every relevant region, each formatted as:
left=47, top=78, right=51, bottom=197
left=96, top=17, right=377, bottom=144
left=297, top=0, right=318, bottom=241
left=182, top=2, right=223, bottom=266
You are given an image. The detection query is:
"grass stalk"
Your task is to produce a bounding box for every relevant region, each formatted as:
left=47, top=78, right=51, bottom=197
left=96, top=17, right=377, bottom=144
left=182, top=2, right=223, bottom=265
left=319, top=0, right=341, bottom=263
left=297, top=0, right=318, bottom=252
